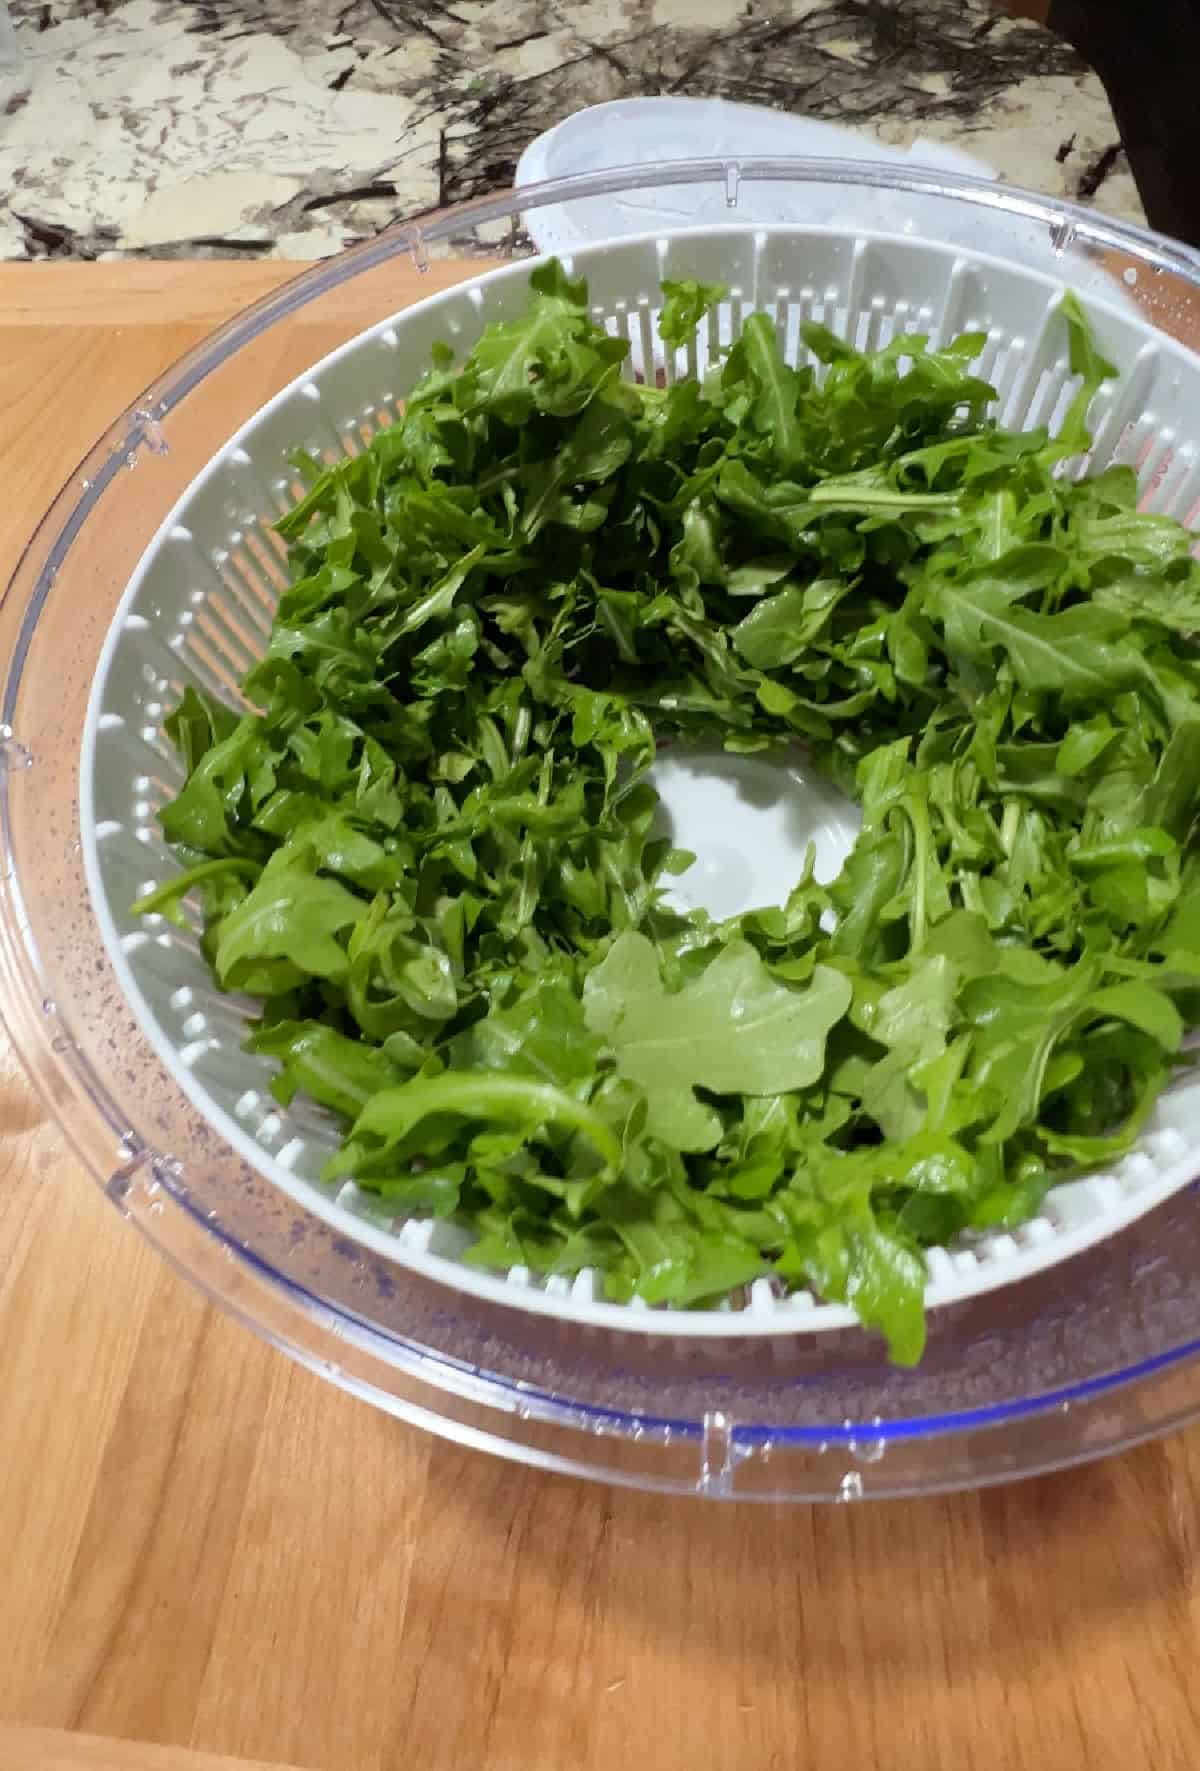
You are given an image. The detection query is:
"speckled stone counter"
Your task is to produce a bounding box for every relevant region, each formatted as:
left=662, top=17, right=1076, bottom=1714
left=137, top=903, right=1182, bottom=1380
left=1, top=0, right=1140, bottom=262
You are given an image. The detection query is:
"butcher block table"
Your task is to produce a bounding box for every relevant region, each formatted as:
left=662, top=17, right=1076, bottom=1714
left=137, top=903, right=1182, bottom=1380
left=4, top=260, right=1200, bottom=1771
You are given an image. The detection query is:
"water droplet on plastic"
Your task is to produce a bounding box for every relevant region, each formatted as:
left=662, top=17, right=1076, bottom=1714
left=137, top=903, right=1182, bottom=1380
left=132, top=408, right=170, bottom=456
left=106, top=1172, right=133, bottom=1209
left=1124, top=266, right=1138, bottom=286
left=41, top=996, right=56, bottom=1016
left=837, top=1471, right=865, bottom=1503
left=700, top=1409, right=735, bottom=1496
left=0, top=726, right=34, bottom=771
left=1050, top=219, right=1075, bottom=258
left=848, top=1438, right=887, bottom=1465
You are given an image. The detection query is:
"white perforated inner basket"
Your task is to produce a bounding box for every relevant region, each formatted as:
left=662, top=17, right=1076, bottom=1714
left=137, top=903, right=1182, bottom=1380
left=81, top=225, right=1200, bottom=1338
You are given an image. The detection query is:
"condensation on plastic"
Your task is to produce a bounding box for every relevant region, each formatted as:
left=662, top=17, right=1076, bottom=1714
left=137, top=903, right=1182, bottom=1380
left=5, top=160, right=1200, bottom=1498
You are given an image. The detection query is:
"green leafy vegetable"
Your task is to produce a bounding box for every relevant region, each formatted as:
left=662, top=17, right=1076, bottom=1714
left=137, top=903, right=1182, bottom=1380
left=137, top=266, right=1200, bottom=1363
left=582, top=932, right=852, bottom=1151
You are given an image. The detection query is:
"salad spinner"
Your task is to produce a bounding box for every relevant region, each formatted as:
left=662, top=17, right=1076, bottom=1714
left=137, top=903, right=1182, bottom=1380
left=8, top=161, right=1200, bottom=1500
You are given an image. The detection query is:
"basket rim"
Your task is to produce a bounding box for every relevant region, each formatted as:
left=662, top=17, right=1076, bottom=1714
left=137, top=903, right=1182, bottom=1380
left=74, top=215, right=1200, bottom=1340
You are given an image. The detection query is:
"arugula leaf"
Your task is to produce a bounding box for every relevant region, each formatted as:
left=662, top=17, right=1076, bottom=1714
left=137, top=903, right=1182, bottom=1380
left=249, top=1019, right=417, bottom=1117
left=858, top=955, right=960, bottom=1139
left=845, top=1225, right=929, bottom=1367
left=467, top=257, right=628, bottom=421
left=583, top=932, right=852, bottom=1151
left=327, top=1072, right=623, bottom=1182
left=213, top=852, right=367, bottom=992
left=658, top=277, right=728, bottom=348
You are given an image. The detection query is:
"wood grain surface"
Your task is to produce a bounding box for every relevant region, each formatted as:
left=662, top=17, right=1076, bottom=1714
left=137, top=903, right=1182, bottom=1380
left=0, top=1725, right=302, bottom=1771
left=2, top=260, right=1200, bottom=1771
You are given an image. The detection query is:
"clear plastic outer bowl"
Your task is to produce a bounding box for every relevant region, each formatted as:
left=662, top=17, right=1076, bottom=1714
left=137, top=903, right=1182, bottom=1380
left=8, top=159, right=1200, bottom=1501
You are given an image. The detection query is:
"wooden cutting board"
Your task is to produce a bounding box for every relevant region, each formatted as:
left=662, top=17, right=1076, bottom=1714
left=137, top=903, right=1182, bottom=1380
left=0, top=1723, right=304, bottom=1771
left=2, top=260, right=1200, bottom=1771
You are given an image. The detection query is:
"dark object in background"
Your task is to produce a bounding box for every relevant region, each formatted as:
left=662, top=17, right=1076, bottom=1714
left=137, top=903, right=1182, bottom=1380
left=1050, top=0, right=1200, bottom=247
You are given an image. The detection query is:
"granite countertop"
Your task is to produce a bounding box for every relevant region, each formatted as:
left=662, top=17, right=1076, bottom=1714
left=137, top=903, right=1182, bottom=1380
left=1, top=0, right=1141, bottom=262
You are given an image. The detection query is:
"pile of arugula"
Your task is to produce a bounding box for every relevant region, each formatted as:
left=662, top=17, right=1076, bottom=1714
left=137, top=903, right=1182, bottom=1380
left=137, top=261, right=1200, bottom=1363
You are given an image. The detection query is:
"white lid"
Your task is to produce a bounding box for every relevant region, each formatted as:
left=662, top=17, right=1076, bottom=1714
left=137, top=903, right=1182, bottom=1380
left=514, top=97, right=1136, bottom=318
left=516, top=96, right=996, bottom=252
